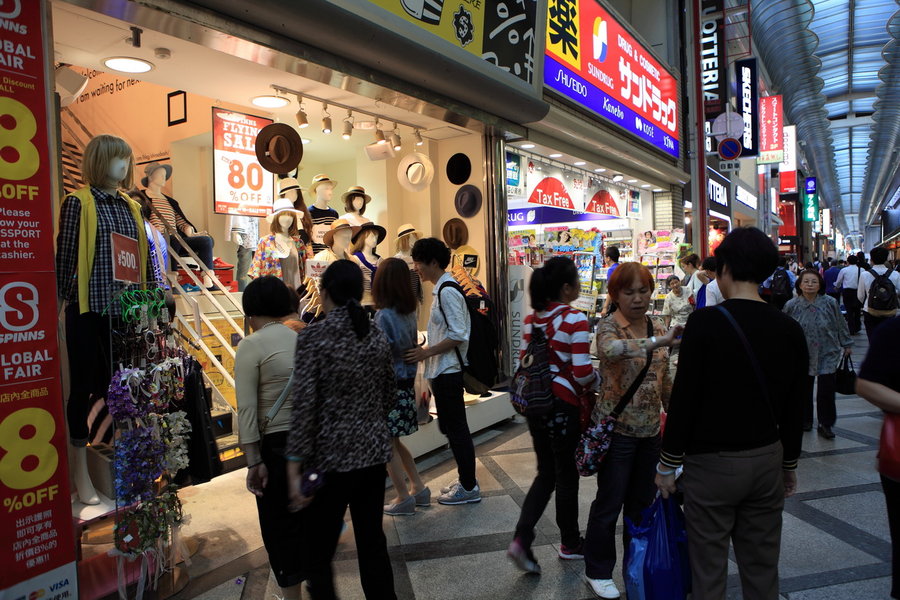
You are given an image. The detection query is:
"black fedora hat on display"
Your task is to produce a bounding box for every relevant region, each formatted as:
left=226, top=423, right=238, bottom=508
left=454, top=185, right=482, bottom=218
left=255, top=123, right=303, bottom=174
left=446, top=153, right=472, bottom=185
left=351, top=222, right=387, bottom=245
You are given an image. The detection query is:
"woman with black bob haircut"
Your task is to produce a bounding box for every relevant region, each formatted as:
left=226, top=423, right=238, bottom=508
left=285, top=260, right=398, bottom=599
left=234, top=276, right=303, bottom=599
left=657, top=227, right=809, bottom=600
left=508, top=257, right=599, bottom=574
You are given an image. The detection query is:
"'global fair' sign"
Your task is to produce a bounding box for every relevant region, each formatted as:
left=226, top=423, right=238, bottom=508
left=544, top=0, right=680, bottom=158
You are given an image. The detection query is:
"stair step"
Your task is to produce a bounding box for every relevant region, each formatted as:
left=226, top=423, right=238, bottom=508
left=216, top=433, right=239, bottom=452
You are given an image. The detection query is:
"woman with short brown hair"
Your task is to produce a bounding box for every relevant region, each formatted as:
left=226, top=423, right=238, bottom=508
left=583, top=262, right=681, bottom=599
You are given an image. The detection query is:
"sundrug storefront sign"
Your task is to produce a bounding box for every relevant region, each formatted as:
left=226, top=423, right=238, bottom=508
left=543, top=0, right=680, bottom=158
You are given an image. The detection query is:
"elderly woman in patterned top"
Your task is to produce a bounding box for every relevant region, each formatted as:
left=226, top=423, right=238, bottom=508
left=783, top=268, right=853, bottom=440
left=583, top=262, right=682, bottom=600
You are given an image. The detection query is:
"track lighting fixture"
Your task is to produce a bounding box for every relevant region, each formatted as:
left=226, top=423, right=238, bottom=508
left=391, top=125, right=402, bottom=151
left=374, top=120, right=386, bottom=144
left=322, top=104, right=332, bottom=134
left=414, top=129, right=424, bottom=146
left=342, top=110, right=353, bottom=139
left=295, top=96, right=308, bottom=128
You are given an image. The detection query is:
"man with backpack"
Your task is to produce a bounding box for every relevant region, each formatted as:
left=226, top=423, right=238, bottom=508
left=763, top=256, right=797, bottom=309
left=405, top=237, right=480, bottom=505
left=858, top=246, right=900, bottom=342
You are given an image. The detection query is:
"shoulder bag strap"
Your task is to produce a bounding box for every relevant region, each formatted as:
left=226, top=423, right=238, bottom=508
left=259, top=369, right=294, bottom=435
left=436, top=280, right=466, bottom=371
left=715, top=305, right=778, bottom=427
left=610, top=317, right=654, bottom=419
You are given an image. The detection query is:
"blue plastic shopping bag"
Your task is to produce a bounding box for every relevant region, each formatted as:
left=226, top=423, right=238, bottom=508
left=642, top=496, right=690, bottom=600
left=624, top=514, right=651, bottom=600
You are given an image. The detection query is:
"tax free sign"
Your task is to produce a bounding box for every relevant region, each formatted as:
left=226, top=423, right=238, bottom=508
left=544, top=0, right=680, bottom=158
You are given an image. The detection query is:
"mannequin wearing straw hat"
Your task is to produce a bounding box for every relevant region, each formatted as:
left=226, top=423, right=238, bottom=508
left=248, top=199, right=309, bottom=290
left=340, top=185, right=373, bottom=227
left=313, top=219, right=356, bottom=263
left=394, top=223, right=424, bottom=305
left=308, top=174, right=339, bottom=255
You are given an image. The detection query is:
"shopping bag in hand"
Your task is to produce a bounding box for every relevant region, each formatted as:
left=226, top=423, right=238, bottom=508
left=644, top=496, right=690, bottom=600
left=624, top=512, right=652, bottom=600
left=835, top=354, right=857, bottom=395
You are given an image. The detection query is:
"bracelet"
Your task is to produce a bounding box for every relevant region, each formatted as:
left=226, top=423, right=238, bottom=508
left=655, top=464, right=675, bottom=476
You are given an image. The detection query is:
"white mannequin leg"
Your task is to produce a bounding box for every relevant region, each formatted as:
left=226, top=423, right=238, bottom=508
left=202, top=273, right=213, bottom=288
left=71, top=445, right=100, bottom=505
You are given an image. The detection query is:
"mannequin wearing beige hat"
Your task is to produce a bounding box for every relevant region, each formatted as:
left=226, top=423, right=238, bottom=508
left=308, top=174, right=339, bottom=254
left=278, top=177, right=314, bottom=236
left=248, top=199, right=310, bottom=290
left=313, top=218, right=356, bottom=262
left=142, top=161, right=216, bottom=286
left=394, top=223, right=424, bottom=304
left=340, top=185, right=373, bottom=227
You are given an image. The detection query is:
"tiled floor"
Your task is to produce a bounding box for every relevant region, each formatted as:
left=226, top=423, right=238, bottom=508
left=169, top=333, right=893, bottom=600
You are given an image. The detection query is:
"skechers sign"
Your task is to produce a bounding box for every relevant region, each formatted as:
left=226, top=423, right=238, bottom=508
left=544, top=0, right=680, bottom=158
left=736, top=58, right=759, bottom=157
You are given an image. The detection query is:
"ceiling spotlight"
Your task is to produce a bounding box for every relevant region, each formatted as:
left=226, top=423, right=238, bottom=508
left=295, top=97, right=309, bottom=128
left=374, top=120, right=386, bottom=144
left=251, top=93, right=290, bottom=109
left=549, top=153, right=563, bottom=158
left=391, top=126, right=402, bottom=151
left=653, top=188, right=664, bottom=192
left=342, top=111, right=353, bottom=140
left=321, top=104, right=332, bottom=134
left=301, top=138, right=311, bottom=144
left=685, top=216, right=692, bottom=224
left=521, top=143, right=535, bottom=149
left=574, top=161, right=586, bottom=166
left=627, top=179, right=638, bottom=183
left=103, top=56, right=153, bottom=73
left=414, top=129, right=424, bottom=146
left=641, top=184, right=651, bottom=188
left=594, top=168, right=607, bottom=173
left=612, top=173, right=624, bottom=182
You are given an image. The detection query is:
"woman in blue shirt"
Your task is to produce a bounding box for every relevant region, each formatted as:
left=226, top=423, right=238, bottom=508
left=374, top=258, right=430, bottom=515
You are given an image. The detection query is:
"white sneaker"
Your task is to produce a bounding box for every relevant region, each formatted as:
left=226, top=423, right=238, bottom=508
left=584, top=575, right=620, bottom=599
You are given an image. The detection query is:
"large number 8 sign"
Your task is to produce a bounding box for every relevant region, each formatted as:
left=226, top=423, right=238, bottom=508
left=0, top=97, right=39, bottom=181
left=0, top=407, right=58, bottom=490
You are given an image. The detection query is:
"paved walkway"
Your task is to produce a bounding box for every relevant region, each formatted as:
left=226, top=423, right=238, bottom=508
left=169, top=332, right=892, bottom=600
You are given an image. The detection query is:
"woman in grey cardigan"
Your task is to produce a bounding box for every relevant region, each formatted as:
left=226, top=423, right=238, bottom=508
left=783, top=269, right=853, bottom=439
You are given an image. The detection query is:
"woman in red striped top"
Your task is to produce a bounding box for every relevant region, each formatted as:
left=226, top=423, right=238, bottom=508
left=508, top=257, right=600, bottom=575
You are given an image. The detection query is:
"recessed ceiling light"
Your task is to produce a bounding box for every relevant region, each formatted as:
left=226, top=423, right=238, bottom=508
left=103, top=56, right=153, bottom=74
left=251, top=94, right=290, bottom=108
left=520, top=143, right=535, bottom=149
left=641, top=184, right=651, bottom=188
left=627, top=179, right=638, bottom=183
left=574, top=161, right=586, bottom=166
left=594, top=168, right=606, bottom=173
left=612, top=174, right=624, bottom=182
left=549, top=153, right=563, bottom=158
left=653, top=188, right=664, bottom=192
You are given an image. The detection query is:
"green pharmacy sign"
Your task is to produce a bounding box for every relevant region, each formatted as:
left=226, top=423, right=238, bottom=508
left=803, top=177, right=819, bottom=222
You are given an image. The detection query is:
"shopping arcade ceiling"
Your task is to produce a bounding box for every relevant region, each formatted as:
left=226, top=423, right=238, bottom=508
left=750, top=0, right=899, bottom=240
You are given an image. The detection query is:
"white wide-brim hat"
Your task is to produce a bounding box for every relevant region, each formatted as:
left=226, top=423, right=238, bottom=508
left=397, top=152, right=435, bottom=192
left=266, top=197, right=305, bottom=224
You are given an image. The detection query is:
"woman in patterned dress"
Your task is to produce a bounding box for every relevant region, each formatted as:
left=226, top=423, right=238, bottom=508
left=373, top=258, right=430, bottom=516
left=783, top=269, right=853, bottom=438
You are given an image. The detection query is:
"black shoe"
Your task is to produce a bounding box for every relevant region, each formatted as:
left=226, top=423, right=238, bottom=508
left=818, top=425, right=836, bottom=439
left=803, top=423, right=813, bottom=432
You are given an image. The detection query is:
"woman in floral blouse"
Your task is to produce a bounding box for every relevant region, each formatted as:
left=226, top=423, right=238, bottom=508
left=662, top=274, right=694, bottom=328
left=783, top=269, right=853, bottom=439
left=583, top=262, right=682, bottom=599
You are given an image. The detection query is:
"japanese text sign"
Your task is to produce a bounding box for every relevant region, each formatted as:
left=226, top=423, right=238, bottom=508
left=758, top=95, right=784, bottom=164
left=0, top=1, right=78, bottom=597
left=544, top=0, right=680, bottom=158
left=700, top=0, right=726, bottom=119
left=212, top=108, right=275, bottom=217
left=803, top=177, right=819, bottom=222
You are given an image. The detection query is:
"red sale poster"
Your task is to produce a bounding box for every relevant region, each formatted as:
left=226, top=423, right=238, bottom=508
left=0, top=2, right=78, bottom=597
left=212, top=108, right=275, bottom=216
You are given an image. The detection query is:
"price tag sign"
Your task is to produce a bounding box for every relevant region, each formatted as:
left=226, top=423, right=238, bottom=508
left=111, top=232, right=140, bottom=283
left=212, top=108, right=275, bottom=217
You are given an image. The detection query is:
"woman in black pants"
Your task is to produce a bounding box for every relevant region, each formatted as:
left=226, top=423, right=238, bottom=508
left=507, top=258, right=600, bottom=574
left=286, top=260, right=397, bottom=600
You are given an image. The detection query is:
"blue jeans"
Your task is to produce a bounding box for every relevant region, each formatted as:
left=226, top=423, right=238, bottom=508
left=170, top=234, right=213, bottom=270
left=236, top=245, right=253, bottom=291
left=584, top=432, right=661, bottom=579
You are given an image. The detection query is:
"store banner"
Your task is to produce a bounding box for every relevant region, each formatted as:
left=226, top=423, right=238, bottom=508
left=544, top=0, right=680, bottom=158
left=707, top=166, right=731, bottom=215
left=779, top=201, right=798, bottom=236
left=735, top=184, right=758, bottom=210
left=735, top=58, right=759, bottom=157
left=700, top=0, right=727, bottom=119
left=212, top=108, right=275, bottom=217
left=525, top=158, right=586, bottom=210
left=803, top=176, right=819, bottom=222
left=506, top=152, right=522, bottom=187
left=584, top=184, right=623, bottom=217
left=365, top=0, right=538, bottom=84
left=758, top=95, right=783, bottom=164
left=779, top=125, right=798, bottom=193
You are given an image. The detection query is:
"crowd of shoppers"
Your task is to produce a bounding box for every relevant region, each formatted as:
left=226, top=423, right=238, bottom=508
left=231, top=231, right=897, bottom=600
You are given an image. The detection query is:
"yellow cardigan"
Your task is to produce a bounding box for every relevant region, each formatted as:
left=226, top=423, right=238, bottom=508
left=69, top=186, right=148, bottom=314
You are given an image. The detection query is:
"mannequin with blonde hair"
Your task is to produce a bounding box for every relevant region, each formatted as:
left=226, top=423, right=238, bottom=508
left=56, top=134, right=152, bottom=505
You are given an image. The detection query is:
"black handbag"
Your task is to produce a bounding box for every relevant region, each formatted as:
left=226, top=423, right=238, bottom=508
left=835, top=354, right=857, bottom=395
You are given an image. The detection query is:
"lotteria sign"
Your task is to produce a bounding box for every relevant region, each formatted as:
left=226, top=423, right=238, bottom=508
left=544, top=0, right=680, bottom=158
left=736, top=58, right=759, bottom=157
left=700, top=0, right=727, bottom=119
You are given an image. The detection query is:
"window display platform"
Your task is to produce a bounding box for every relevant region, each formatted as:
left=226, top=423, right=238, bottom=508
left=405, top=390, right=515, bottom=459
